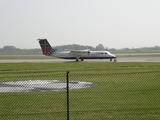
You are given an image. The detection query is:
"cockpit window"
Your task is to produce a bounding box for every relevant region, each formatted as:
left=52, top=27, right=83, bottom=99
left=105, top=52, right=108, bottom=54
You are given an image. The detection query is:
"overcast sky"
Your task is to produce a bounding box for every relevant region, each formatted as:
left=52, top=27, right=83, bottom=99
left=0, top=0, right=160, bottom=49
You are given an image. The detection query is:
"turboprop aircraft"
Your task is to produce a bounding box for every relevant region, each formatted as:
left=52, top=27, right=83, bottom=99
left=38, top=39, right=116, bottom=62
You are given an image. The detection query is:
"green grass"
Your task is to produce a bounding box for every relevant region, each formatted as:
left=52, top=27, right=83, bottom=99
left=0, top=62, right=160, bottom=71
left=0, top=62, right=160, bottom=119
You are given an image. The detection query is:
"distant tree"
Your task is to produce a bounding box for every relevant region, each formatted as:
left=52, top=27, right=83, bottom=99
left=3, top=46, right=17, bottom=52
left=55, top=44, right=95, bottom=51
left=153, top=46, right=160, bottom=50
left=95, top=44, right=105, bottom=50
left=123, top=48, right=130, bottom=51
left=0, top=48, right=3, bottom=52
left=109, top=48, right=116, bottom=51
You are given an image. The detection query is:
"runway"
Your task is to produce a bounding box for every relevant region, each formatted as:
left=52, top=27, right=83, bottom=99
left=0, top=56, right=160, bottom=63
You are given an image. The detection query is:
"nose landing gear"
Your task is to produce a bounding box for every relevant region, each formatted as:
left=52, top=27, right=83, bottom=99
left=110, top=58, right=117, bottom=62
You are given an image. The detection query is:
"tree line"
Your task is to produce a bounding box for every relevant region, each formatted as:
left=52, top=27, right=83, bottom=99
left=0, top=44, right=160, bottom=52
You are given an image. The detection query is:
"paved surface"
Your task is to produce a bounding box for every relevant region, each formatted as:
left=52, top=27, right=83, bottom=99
left=0, top=56, right=160, bottom=63
left=117, top=56, right=160, bottom=62
left=0, top=80, right=96, bottom=93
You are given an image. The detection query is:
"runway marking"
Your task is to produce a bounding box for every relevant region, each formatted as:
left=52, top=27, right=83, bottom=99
left=0, top=80, right=96, bottom=93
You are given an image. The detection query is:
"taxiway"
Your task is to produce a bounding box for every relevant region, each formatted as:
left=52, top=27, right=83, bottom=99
left=0, top=56, right=160, bottom=63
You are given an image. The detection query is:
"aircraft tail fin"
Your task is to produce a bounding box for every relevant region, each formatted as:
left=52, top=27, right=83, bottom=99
left=37, top=39, right=56, bottom=56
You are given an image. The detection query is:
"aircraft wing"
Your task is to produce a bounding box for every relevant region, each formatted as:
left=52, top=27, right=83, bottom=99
left=69, top=50, right=90, bottom=56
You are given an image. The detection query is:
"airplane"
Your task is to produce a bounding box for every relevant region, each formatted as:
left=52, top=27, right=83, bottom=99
left=37, top=39, right=116, bottom=62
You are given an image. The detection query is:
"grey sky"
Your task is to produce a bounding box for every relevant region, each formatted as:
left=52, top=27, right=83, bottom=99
left=0, top=0, right=160, bottom=49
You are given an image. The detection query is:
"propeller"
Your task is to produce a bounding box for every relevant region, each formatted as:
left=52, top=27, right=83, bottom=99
left=88, top=51, right=90, bottom=56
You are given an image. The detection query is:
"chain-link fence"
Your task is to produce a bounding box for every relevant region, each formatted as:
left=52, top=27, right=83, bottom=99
left=0, top=70, right=160, bottom=120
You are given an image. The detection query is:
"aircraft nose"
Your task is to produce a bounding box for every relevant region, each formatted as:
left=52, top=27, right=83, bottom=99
left=111, top=54, right=116, bottom=58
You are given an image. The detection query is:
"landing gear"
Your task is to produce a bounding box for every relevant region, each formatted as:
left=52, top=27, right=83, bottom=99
left=75, top=56, right=84, bottom=62
left=76, top=58, right=84, bottom=62
left=110, top=58, right=117, bottom=62
left=76, top=58, right=79, bottom=62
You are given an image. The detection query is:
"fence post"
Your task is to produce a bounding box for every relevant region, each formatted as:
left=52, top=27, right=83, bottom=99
left=66, top=71, right=70, bottom=120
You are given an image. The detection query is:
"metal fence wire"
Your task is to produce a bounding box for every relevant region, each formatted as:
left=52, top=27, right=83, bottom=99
left=0, top=71, right=160, bottom=120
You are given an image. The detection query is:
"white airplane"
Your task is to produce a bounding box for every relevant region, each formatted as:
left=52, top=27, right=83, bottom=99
left=38, top=39, right=116, bottom=62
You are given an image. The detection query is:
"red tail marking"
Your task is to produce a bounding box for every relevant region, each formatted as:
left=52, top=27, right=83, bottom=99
left=39, top=39, right=56, bottom=56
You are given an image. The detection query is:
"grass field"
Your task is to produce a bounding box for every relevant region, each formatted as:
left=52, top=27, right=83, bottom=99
left=0, top=62, right=160, bottom=120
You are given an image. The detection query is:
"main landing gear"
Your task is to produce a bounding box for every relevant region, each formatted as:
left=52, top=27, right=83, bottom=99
left=76, top=57, right=84, bottom=62
left=76, top=58, right=79, bottom=62
left=76, top=56, right=80, bottom=62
